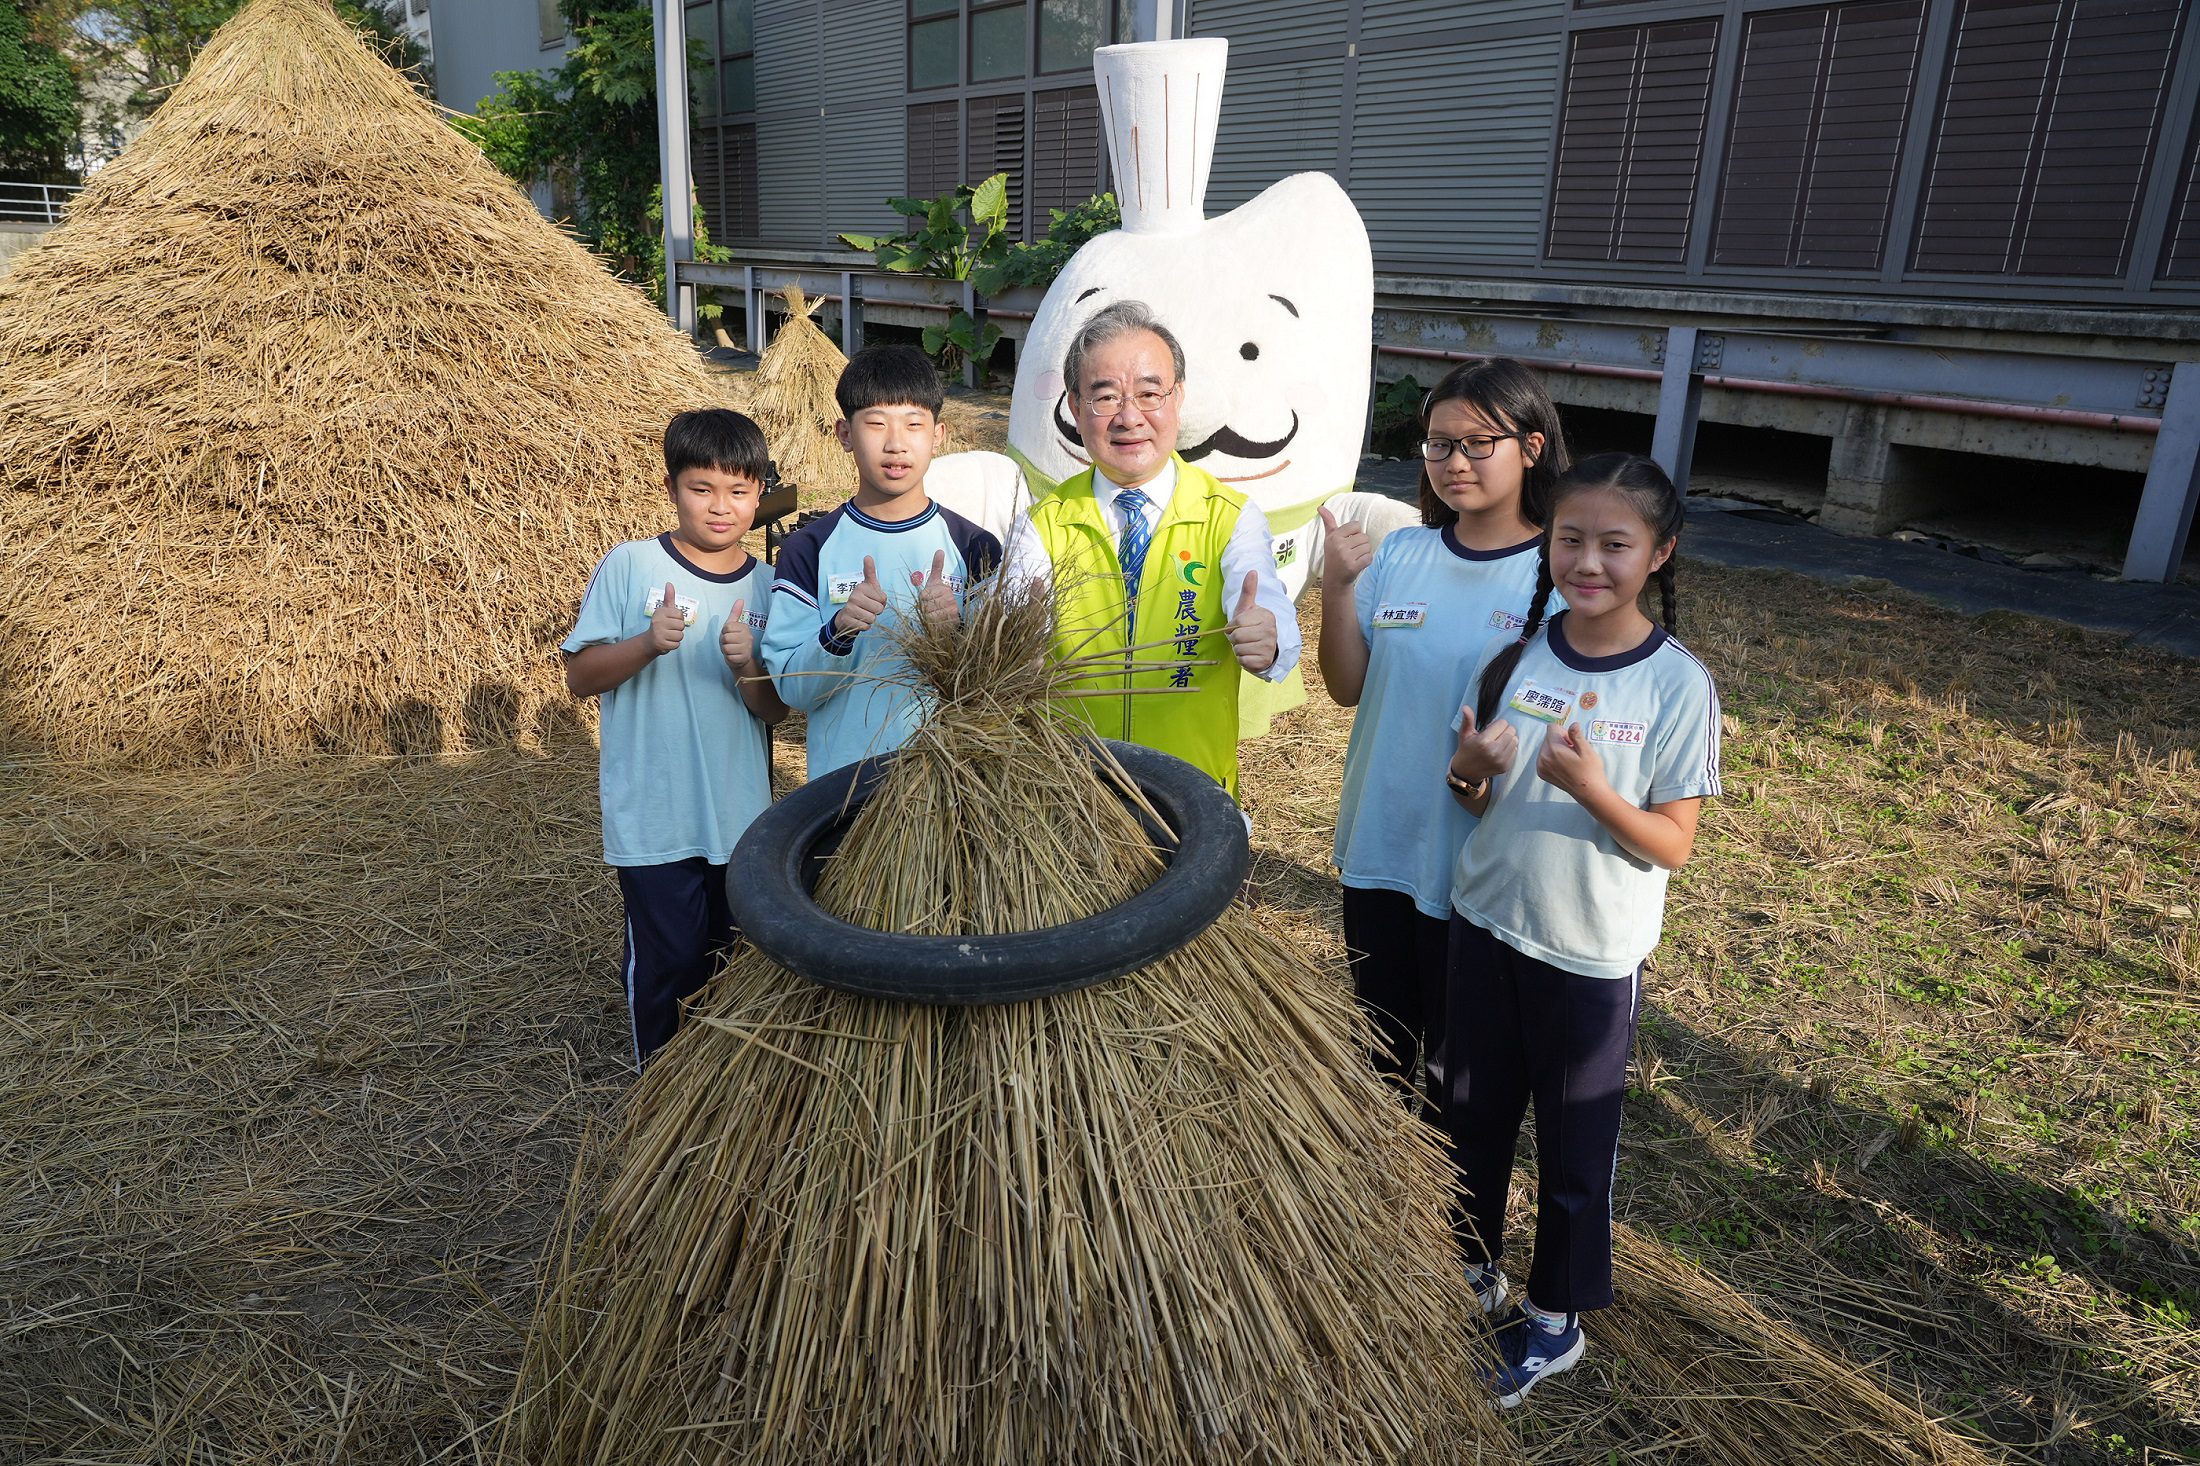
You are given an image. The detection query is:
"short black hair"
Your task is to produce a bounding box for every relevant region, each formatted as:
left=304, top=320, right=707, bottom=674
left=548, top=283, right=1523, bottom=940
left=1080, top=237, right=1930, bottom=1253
left=664, top=407, right=770, bottom=482
left=835, top=343, right=944, bottom=418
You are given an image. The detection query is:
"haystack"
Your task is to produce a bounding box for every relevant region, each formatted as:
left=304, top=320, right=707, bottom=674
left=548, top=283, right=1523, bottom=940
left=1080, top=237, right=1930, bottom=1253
left=0, top=0, right=735, bottom=763
left=751, top=283, right=856, bottom=509
left=503, top=577, right=1517, bottom=1465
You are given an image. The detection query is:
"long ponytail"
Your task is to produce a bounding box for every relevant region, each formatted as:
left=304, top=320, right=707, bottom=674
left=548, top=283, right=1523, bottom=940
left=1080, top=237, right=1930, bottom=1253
left=1475, top=543, right=1557, bottom=730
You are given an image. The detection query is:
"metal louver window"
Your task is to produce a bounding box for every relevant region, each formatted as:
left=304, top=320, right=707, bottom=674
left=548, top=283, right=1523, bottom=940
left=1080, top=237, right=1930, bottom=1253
left=1547, top=19, right=1720, bottom=265
left=691, top=122, right=760, bottom=242
left=967, top=94, right=1029, bottom=233
left=1712, top=0, right=1926, bottom=271
left=1911, top=0, right=2187, bottom=277
left=692, top=126, right=726, bottom=241
left=2161, top=126, right=2200, bottom=281
left=906, top=100, right=962, bottom=201
left=1029, top=85, right=1105, bottom=223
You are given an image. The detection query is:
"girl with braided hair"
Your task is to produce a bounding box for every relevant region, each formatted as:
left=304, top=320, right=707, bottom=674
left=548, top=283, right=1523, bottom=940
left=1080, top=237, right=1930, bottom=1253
left=1316, top=359, right=1567, bottom=1129
left=1439, top=452, right=1722, bottom=1407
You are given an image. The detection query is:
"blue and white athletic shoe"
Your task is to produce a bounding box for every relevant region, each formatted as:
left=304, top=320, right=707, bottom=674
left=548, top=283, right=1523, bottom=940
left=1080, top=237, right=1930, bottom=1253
left=1468, top=1266, right=1510, bottom=1316
left=1484, top=1311, right=1585, bottom=1408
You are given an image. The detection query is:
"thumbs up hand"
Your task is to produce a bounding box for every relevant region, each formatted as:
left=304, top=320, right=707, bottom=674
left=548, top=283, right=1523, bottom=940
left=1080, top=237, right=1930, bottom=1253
left=918, top=548, right=961, bottom=628
left=1224, top=569, right=1278, bottom=673
left=647, top=580, right=688, bottom=654
left=1535, top=719, right=1606, bottom=800
left=1319, top=506, right=1372, bottom=591
left=720, top=597, right=756, bottom=672
left=832, top=555, right=889, bottom=640
left=1450, top=701, right=1519, bottom=785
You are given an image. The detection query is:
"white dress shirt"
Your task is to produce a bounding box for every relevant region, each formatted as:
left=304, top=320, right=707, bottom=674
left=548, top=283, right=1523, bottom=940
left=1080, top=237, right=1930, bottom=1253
left=1000, top=459, right=1303, bottom=682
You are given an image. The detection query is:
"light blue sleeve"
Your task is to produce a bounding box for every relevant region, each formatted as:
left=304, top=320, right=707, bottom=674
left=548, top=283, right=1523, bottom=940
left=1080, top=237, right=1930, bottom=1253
left=758, top=584, right=852, bottom=713
left=1648, top=660, right=1723, bottom=803
left=561, top=544, right=631, bottom=653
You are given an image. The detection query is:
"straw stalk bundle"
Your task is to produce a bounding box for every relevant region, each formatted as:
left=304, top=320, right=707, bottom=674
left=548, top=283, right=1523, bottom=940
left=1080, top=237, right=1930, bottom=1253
left=504, top=575, right=1517, bottom=1464
left=751, top=283, right=857, bottom=509
left=0, top=0, right=735, bottom=763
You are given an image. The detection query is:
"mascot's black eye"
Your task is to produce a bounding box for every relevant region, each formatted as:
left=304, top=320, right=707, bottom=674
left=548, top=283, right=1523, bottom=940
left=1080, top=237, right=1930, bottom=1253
left=1239, top=342, right=1259, bottom=361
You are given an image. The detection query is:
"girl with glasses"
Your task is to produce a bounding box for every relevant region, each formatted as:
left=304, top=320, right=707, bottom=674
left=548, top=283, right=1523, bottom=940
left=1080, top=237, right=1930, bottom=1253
left=1315, top=358, right=1568, bottom=1138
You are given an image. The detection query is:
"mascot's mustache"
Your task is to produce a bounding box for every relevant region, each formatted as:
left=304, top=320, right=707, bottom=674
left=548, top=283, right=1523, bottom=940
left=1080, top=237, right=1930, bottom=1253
left=1053, top=396, right=1300, bottom=462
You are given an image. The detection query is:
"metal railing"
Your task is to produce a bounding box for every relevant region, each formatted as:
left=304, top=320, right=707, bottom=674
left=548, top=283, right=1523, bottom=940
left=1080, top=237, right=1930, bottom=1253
left=0, top=181, right=82, bottom=225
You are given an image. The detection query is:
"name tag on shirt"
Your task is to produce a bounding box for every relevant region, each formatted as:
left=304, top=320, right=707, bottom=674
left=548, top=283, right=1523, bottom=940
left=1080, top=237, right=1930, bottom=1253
left=1487, top=609, right=1527, bottom=631
left=644, top=587, right=700, bottom=626
left=1373, top=601, right=1426, bottom=629
left=1587, top=718, right=1647, bottom=746
left=827, top=572, right=865, bottom=605
left=1508, top=678, right=1575, bottom=723
left=744, top=608, right=767, bottom=630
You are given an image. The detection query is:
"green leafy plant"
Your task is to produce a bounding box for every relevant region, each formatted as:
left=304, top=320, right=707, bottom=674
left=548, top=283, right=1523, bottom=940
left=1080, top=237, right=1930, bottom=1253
left=1370, top=375, right=1426, bottom=459
left=839, top=173, right=1012, bottom=375
left=972, top=192, right=1120, bottom=294
left=457, top=0, right=707, bottom=305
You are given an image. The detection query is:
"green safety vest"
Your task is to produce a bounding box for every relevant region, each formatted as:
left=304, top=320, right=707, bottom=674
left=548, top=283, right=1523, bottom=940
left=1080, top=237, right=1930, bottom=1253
left=1029, top=457, right=1246, bottom=797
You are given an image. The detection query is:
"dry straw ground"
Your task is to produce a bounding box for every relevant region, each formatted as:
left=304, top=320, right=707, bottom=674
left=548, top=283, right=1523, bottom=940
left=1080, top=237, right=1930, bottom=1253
left=0, top=0, right=737, bottom=764
left=4, top=527, right=2194, bottom=1460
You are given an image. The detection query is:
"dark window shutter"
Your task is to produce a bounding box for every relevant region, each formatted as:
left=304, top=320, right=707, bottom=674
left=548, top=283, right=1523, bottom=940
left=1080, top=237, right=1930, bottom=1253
left=1912, top=0, right=2186, bottom=277
left=721, top=122, right=759, bottom=240
left=2161, top=124, right=2200, bottom=281
left=1029, top=85, right=1104, bottom=224
left=1547, top=19, right=1720, bottom=264
left=1712, top=0, right=1925, bottom=271
left=967, top=93, right=1028, bottom=236
left=906, top=100, right=961, bottom=201
left=692, top=124, right=725, bottom=242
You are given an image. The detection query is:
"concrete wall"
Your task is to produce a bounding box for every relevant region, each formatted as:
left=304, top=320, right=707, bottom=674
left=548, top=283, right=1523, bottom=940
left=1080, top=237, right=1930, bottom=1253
left=0, top=222, right=49, bottom=277
left=428, top=0, right=568, bottom=116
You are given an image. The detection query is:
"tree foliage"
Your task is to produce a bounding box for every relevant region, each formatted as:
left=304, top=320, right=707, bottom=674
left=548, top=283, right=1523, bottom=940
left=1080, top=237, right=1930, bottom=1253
left=458, top=0, right=715, bottom=303
left=0, top=0, right=82, bottom=180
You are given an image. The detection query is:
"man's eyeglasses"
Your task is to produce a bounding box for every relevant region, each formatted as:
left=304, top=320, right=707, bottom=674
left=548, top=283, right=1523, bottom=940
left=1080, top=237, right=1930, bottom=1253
left=1079, top=384, right=1179, bottom=417
left=1418, top=433, right=1518, bottom=462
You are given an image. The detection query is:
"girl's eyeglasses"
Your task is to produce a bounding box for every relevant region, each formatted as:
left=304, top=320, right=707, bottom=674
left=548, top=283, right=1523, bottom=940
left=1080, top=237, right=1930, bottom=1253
left=1418, top=433, right=1518, bottom=462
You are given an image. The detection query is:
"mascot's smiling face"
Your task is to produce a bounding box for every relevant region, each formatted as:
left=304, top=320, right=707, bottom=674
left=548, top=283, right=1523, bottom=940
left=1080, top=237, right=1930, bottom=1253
left=1008, top=170, right=1373, bottom=522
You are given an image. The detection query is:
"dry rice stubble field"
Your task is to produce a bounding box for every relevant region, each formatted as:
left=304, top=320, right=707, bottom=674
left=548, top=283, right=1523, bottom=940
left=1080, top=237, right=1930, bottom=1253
left=0, top=557, right=2194, bottom=1462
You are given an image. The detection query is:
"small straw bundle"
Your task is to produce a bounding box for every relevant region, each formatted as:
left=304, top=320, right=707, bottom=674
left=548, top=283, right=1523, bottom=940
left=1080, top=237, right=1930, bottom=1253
left=751, top=283, right=856, bottom=509
left=0, top=0, right=735, bottom=763
left=503, top=574, right=1518, bottom=1465
left=1604, top=1226, right=2000, bottom=1464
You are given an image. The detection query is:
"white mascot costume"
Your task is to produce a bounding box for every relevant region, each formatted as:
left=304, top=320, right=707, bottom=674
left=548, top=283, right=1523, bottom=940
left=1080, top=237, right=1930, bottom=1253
left=1003, top=37, right=1384, bottom=738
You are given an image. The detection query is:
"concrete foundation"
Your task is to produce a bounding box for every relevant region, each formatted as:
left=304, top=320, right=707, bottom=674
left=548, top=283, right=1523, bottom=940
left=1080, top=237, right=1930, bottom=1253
left=0, top=222, right=50, bottom=276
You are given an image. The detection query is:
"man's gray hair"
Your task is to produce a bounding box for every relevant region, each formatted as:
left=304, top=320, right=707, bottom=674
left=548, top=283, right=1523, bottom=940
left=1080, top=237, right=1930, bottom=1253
left=1061, top=299, right=1187, bottom=397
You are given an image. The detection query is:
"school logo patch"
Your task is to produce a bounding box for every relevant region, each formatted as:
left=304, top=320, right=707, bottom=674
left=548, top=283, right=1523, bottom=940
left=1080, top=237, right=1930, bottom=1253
left=1587, top=718, right=1647, bottom=746
left=1487, top=609, right=1527, bottom=631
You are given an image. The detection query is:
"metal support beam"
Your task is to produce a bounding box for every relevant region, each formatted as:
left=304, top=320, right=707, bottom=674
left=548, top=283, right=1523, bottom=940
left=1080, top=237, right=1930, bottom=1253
left=840, top=270, right=864, bottom=355
left=1651, top=326, right=1704, bottom=494
left=2124, top=363, right=2200, bottom=582
left=743, top=265, right=762, bottom=356
left=654, top=0, right=695, bottom=336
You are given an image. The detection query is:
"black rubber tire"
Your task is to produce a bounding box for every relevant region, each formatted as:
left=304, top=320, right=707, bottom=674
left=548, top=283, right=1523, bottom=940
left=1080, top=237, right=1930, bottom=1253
left=729, top=738, right=1249, bottom=1005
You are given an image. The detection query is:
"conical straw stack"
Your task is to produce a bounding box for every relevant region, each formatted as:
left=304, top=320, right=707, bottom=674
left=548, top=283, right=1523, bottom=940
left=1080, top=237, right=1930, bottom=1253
left=504, top=573, right=1517, bottom=1464
left=752, top=283, right=857, bottom=510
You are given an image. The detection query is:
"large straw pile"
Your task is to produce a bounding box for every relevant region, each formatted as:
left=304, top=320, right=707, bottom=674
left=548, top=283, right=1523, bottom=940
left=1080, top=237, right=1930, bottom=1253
left=0, top=0, right=734, bottom=764
left=503, top=575, right=1516, bottom=1464
left=751, top=283, right=856, bottom=509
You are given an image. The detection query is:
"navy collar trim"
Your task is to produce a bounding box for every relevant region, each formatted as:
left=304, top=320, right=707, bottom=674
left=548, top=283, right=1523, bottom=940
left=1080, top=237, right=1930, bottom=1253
left=1548, top=611, right=1667, bottom=673
left=658, top=533, right=752, bottom=584
left=846, top=500, right=939, bottom=534
left=1441, top=523, right=1542, bottom=563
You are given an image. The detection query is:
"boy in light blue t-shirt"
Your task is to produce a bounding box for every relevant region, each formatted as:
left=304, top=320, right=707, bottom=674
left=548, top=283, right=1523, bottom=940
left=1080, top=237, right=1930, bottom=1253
left=762, top=345, right=999, bottom=776
left=562, top=408, right=787, bottom=1069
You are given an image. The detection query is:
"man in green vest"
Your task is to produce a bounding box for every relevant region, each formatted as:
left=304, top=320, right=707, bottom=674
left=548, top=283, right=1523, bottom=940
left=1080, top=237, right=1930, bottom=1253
left=1001, top=300, right=1302, bottom=800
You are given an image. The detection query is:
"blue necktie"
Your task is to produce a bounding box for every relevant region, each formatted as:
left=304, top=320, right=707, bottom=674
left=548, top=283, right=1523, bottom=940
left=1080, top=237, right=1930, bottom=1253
left=1116, top=485, right=1152, bottom=602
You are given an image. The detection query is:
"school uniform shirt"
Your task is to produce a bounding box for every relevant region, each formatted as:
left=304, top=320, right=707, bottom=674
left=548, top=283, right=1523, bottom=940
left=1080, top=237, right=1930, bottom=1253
left=561, top=534, right=775, bottom=867
left=761, top=499, right=1000, bottom=777
left=1334, top=524, right=1542, bottom=918
left=1450, top=611, right=1722, bottom=979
